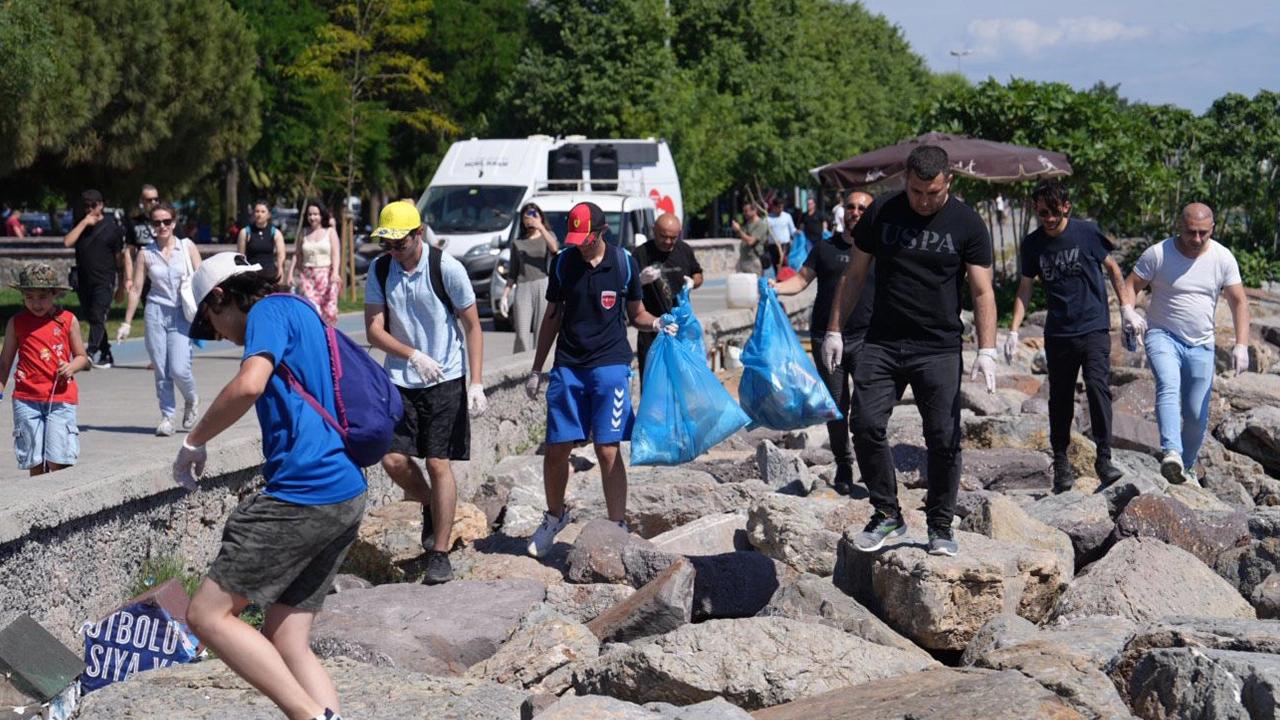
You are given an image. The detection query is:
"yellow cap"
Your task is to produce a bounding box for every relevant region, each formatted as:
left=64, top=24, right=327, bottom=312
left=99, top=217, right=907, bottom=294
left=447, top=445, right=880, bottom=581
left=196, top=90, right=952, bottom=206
left=371, top=200, right=422, bottom=240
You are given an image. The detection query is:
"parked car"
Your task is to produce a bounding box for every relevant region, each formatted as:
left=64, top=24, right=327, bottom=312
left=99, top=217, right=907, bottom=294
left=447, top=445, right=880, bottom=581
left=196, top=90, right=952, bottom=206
left=486, top=190, right=656, bottom=330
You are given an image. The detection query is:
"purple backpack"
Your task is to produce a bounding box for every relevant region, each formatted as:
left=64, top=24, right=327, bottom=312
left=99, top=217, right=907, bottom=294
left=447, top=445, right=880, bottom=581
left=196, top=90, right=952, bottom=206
left=270, top=294, right=403, bottom=467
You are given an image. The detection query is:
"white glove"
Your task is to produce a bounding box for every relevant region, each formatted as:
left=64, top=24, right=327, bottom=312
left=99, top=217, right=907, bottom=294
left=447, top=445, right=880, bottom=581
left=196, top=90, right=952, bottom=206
left=1002, top=330, right=1019, bottom=364
left=409, top=350, right=444, bottom=384
left=683, top=275, right=695, bottom=290
left=116, top=323, right=131, bottom=344
left=172, top=441, right=206, bottom=491
left=498, top=294, right=509, bottom=317
left=1233, top=344, right=1250, bottom=376
left=971, top=348, right=998, bottom=394
left=651, top=313, right=678, bottom=336
left=639, top=266, right=662, bottom=285
left=1121, top=305, right=1147, bottom=340
left=468, top=383, right=488, bottom=416
left=525, top=371, right=545, bottom=400
left=821, top=332, right=843, bottom=373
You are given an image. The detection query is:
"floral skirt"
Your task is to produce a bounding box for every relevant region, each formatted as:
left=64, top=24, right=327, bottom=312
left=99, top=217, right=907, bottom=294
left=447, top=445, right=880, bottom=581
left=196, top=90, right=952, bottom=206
left=299, top=265, right=339, bottom=325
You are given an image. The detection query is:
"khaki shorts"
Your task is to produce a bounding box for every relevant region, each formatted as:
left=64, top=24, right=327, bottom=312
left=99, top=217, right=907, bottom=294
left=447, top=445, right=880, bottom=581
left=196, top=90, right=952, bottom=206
left=208, top=491, right=365, bottom=611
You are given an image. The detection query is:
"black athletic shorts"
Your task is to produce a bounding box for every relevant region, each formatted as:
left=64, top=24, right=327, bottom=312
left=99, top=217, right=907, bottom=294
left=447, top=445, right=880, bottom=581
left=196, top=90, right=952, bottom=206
left=208, top=491, right=365, bottom=611
left=389, top=378, right=470, bottom=460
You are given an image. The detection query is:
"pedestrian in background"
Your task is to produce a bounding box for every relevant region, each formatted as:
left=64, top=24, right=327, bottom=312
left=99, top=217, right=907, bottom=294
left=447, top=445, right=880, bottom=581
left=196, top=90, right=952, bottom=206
left=731, top=201, right=771, bottom=276
left=500, top=202, right=558, bottom=354
left=238, top=200, right=286, bottom=286
left=117, top=201, right=203, bottom=436
left=287, top=201, right=342, bottom=325
left=64, top=189, right=132, bottom=369
left=1123, top=202, right=1251, bottom=485
left=634, top=212, right=703, bottom=380
left=0, top=264, right=90, bottom=475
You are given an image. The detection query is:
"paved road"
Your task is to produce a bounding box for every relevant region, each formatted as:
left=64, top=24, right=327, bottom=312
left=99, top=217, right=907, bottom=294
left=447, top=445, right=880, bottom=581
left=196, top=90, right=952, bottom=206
left=0, top=279, right=737, bottom=482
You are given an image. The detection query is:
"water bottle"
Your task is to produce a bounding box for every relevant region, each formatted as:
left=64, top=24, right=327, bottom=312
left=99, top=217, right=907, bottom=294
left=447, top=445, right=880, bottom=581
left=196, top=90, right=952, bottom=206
left=1122, top=326, right=1138, bottom=352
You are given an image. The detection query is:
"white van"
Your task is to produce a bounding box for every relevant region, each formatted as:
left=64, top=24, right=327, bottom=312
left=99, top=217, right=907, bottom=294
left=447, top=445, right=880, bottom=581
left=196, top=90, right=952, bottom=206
left=416, top=135, right=682, bottom=259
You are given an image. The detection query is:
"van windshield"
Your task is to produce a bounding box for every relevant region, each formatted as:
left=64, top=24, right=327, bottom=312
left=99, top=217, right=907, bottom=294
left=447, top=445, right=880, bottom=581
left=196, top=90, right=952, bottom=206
left=422, top=185, right=524, bottom=234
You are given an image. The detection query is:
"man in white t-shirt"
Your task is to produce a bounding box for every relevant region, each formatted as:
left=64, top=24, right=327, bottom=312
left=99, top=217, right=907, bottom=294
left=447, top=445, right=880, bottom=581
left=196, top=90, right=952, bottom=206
left=1122, top=203, right=1251, bottom=485
left=766, top=198, right=796, bottom=271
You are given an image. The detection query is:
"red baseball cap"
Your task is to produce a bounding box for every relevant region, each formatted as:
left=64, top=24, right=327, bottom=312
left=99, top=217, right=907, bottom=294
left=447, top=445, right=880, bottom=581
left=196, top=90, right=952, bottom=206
left=564, top=202, right=607, bottom=246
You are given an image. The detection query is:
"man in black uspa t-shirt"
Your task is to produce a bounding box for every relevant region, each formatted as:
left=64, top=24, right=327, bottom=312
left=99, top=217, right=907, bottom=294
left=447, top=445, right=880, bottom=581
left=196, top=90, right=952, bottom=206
left=1006, top=179, right=1130, bottom=492
left=775, top=189, right=875, bottom=495
left=634, top=213, right=704, bottom=380
left=63, top=189, right=130, bottom=368
left=822, top=145, right=998, bottom=558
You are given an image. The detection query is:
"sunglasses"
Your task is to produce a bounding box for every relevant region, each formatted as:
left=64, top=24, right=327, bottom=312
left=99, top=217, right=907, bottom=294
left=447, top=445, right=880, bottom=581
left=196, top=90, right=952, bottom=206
left=845, top=203, right=869, bottom=212
left=380, top=237, right=412, bottom=252
left=151, top=218, right=175, bottom=228
left=524, top=210, right=539, bottom=218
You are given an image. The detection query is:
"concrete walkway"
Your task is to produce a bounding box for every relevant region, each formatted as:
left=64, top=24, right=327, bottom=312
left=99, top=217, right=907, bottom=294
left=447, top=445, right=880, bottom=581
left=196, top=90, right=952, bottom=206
left=0, top=279, right=739, bottom=483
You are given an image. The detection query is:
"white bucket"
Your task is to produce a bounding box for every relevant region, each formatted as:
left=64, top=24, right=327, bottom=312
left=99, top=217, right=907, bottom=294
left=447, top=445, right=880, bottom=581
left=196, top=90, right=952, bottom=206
left=725, top=273, right=759, bottom=309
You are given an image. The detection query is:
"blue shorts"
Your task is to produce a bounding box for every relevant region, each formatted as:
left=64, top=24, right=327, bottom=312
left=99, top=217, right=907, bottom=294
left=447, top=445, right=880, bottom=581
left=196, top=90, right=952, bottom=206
left=546, top=364, right=634, bottom=445
left=13, top=399, right=80, bottom=469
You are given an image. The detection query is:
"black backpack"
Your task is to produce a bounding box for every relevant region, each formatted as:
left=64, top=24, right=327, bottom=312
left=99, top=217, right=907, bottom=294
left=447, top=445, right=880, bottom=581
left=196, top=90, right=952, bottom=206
left=373, top=245, right=455, bottom=330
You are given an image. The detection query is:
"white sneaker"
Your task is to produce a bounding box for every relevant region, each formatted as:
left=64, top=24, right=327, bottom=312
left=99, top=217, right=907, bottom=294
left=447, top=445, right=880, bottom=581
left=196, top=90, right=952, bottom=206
left=182, top=397, right=199, bottom=431
left=1160, top=450, right=1185, bottom=484
left=156, top=416, right=175, bottom=437
left=527, top=508, right=573, bottom=558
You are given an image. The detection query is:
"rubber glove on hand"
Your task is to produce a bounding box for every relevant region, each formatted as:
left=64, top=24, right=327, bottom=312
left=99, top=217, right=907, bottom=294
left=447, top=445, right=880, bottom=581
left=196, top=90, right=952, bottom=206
left=172, top=441, right=207, bottom=491
left=116, top=323, right=131, bottom=344
left=652, top=313, right=678, bottom=336
left=971, top=348, right=998, bottom=394
left=1121, top=305, right=1147, bottom=339
left=821, top=332, right=843, bottom=373
left=498, top=294, right=509, bottom=317
left=468, top=383, right=488, bottom=416
left=1233, top=344, right=1250, bottom=375
left=524, top=371, right=545, bottom=400
left=1002, top=330, right=1019, bottom=364
left=409, top=350, right=444, bottom=384
left=639, top=266, right=662, bottom=285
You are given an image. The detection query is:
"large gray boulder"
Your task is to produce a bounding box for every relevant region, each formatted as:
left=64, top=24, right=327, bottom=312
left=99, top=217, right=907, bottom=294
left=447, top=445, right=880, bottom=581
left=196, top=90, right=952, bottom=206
left=756, top=440, right=814, bottom=495
left=586, top=557, right=695, bottom=643
left=621, top=546, right=797, bottom=621
left=1112, top=494, right=1251, bottom=566
left=1213, top=537, right=1280, bottom=600
left=536, top=694, right=660, bottom=720
left=1217, top=405, right=1280, bottom=474
left=1216, top=371, right=1280, bottom=412
left=752, top=667, right=1088, bottom=720
left=648, top=513, right=751, bottom=556
left=757, top=572, right=928, bottom=657
left=1053, top=538, right=1254, bottom=623
left=745, top=494, right=867, bottom=576
left=574, top=617, right=933, bottom=710
left=465, top=607, right=598, bottom=692
left=545, top=583, right=635, bottom=624
left=625, top=481, right=771, bottom=538
left=77, top=656, right=526, bottom=719
left=1199, top=435, right=1280, bottom=507
left=310, top=580, right=546, bottom=675
left=567, top=519, right=657, bottom=584
left=1110, top=615, right=1280, bottom=699
left=958, top=492, right=1075, bottom=579
left=963, top=614, right=1137, bottom=672
left=1026, top=492, right=1115, bottom=565
left=1127, top=648, right=1280, bottom=719
left=961, top=448, right=1053, bottom=492
left=974, top=641, right=1136, bottom=719
left=835, top=530, right=1069, bottom=651
left=1254, top=572, right=1280, bottom=619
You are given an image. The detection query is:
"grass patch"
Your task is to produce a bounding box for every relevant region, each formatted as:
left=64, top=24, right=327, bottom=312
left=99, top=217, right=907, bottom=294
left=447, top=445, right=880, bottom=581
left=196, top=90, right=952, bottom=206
left=129, top=554, right=202, bottom=598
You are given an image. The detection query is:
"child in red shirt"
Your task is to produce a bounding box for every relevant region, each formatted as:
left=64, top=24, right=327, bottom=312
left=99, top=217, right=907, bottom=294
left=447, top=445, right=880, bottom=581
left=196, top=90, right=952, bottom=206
left=0, top=264, right=90, bottom=474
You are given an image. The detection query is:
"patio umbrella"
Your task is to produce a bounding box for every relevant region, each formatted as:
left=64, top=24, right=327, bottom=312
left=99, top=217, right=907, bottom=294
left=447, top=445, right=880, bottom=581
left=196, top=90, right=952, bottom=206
left=811, top=132, right=1071, bottom=188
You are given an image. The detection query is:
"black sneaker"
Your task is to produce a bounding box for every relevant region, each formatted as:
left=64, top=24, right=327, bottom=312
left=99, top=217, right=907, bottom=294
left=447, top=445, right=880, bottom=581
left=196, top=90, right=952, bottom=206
left=852, top=511, right=906, bottom=552
left=1052, top=454, right=1075, bottom=494
left=927, top=527, right=958, bottom=556
left=91, top=349, right=114, bottom=369
left=1094, top=456, right=1124, bottom=486
left=419, top=503, right=434, bottom=552
left=832, top=463, right=855, bottom=497
left=423, top=550, right=453, bottom=585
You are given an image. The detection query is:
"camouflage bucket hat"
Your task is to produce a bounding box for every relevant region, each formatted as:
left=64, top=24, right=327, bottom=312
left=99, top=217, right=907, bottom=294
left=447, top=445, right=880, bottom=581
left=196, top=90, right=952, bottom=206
left=11, top=264, right=71, bottom=291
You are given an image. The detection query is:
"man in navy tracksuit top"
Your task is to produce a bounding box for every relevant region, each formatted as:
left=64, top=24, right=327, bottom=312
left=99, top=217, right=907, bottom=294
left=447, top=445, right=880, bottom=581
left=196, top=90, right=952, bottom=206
left=523, top=201, right=677, bottom=558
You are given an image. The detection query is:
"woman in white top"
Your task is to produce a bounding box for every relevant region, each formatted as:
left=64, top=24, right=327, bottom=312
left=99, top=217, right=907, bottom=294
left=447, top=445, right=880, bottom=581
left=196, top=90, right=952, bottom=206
left=287, top=201, right=342, bottom=325
left=117, top=202, right=203, bottom=436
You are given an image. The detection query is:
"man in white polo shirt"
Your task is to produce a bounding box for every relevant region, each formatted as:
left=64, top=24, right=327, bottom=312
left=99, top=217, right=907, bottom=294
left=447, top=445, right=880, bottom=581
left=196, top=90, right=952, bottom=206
left=1123, top=202, right=1251, bottom=485
left=365, top=200, right=487, bottom=584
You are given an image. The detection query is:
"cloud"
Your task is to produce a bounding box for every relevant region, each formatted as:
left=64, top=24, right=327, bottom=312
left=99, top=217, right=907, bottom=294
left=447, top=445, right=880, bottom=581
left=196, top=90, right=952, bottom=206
left=965, top=16, right=1150, bottom=57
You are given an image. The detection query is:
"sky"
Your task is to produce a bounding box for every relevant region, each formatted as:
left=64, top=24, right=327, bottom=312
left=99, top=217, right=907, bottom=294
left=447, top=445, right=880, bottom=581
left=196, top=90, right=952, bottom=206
left=856, top=0, right=1280, bottom=113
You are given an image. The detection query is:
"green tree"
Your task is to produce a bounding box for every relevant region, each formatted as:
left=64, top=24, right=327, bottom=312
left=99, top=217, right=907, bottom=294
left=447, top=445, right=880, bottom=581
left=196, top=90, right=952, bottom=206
left=1199, top=91, right=1280, bottom=250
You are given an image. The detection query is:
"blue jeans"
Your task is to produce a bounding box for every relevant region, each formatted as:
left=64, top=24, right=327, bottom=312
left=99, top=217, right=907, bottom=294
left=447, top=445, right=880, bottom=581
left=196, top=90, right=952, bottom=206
left=144, top=302, right=197, bottom=417
left=1145, top=328, right=1215, bottom=469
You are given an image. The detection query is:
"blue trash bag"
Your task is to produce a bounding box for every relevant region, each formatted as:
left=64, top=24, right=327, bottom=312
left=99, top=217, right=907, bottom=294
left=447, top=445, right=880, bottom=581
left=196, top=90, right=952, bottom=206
left=670, top=285, right=704, bottom=357
left=789, top=231, right=811, bottom=269
left=738, top=277, right=841, bottom=430
left=632, top=333, right=751, bottom=465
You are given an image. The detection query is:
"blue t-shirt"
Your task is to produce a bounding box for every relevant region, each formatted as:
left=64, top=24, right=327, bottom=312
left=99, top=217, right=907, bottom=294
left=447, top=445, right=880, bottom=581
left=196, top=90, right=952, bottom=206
left=546, top=245, right=642, bottom=368
left=1020, top=219, right=1113, bottom=338
left=364, top=250, right=475, bottom=389
left=243, top=296, right=366, bottom=505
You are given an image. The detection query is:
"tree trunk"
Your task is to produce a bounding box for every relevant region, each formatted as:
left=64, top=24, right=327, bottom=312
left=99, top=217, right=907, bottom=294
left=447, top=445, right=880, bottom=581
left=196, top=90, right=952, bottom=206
left=225, top=162, right=239, bottom=235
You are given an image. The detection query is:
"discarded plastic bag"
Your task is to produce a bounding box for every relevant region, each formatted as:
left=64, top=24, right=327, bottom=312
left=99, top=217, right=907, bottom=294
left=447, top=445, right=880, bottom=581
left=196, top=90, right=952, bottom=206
left=81, top=581, right=201, bottom=693
left=738, top=277, right=841, bottom=430
left=670, top=285, right=704, bottom=357
left=632, top=333, right=750, bottom=465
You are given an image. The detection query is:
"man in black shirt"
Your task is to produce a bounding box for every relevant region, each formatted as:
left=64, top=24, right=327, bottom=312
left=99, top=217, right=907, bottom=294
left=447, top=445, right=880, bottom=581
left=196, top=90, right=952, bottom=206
left=64, top=189, right=131, bottom=368
left=775, top=189, right=874, bottom=495
left=801, top=196, right=825, bottom=248
left=1006, top=179, right=1129, bottom=491
left=824, top=146, right=998, bottom=557
left=634, top=213, right=703, bottom=379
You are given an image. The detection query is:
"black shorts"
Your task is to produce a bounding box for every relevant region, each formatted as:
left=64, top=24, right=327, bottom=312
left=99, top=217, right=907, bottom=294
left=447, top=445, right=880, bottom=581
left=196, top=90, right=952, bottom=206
left=208, top=491, right=365, bottom=611
left=389, top=378, right=470, bottom=460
